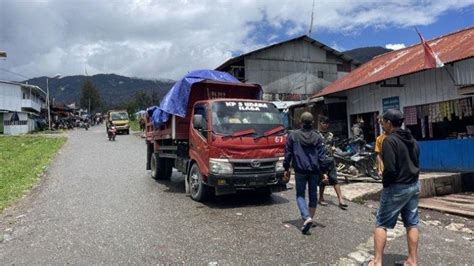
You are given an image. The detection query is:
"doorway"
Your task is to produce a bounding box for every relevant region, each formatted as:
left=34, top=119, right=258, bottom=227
left=350, top=112, right=379, bottom=143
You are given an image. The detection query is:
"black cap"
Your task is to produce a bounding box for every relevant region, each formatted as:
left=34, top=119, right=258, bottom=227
left=383, top=109, right=404, bottom=123
left=319, top=115, right=329, bottom=123
left=300, top=112, right=313, bottom=124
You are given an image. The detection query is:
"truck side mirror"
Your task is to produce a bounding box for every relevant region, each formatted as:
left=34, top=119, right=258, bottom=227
left=193, top=114, right=203, bottom=130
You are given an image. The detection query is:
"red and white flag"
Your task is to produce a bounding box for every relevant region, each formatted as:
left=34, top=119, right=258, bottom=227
left=416, top=28, right=444, bottom=68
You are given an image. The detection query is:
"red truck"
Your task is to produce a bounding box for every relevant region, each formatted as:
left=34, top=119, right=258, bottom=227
left=145, top=71, right=288, bottom=201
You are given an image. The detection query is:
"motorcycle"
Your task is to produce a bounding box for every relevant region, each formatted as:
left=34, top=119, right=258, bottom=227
left=107, top=126, right=117, bottom=141
left=333, top=137, right=380, bottom=180
left=80, top=120, right=89, bottom=130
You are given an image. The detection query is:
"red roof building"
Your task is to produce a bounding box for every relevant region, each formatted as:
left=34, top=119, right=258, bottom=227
left=306, top=27, right=474, bottom=171
left=315, top=26, right=474, bottom=97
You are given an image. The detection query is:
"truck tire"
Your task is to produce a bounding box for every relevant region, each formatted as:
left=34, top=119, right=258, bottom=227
left=150, top=153, right=172, bottom=180
left=150, top=153, right=159, bottom=179
left=189, top=163, right=210, bottom=202
left=146, top=143, right=153, bottom=170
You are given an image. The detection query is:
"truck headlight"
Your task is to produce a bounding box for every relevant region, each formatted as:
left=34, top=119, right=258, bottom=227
left=275, top=157, right=285, bottom=172
left=209, top=159, right=233, bottom=174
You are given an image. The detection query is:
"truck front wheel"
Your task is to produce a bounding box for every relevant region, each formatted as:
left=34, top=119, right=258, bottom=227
left=189, top=164, right=210, bottom=202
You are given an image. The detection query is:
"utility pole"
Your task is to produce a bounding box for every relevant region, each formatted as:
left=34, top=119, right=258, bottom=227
left=47, top=78, right=51, bottom=130
left=46, top=74, right=61, bottom=130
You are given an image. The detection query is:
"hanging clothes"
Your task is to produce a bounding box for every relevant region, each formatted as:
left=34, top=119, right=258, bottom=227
left=421, top=117, right=426, bottom=138
left=429, top=122, right=434, bottom=138
left=404, top=106, right=418, bottom=125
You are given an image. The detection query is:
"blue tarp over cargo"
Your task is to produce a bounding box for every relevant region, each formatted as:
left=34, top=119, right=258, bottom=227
left=148, top=69, right=241, bottom=128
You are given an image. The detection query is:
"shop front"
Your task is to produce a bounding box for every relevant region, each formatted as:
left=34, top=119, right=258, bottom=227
left=404, top=97, right=474, bottom=171
left=288, top=97, right=348, bottom=139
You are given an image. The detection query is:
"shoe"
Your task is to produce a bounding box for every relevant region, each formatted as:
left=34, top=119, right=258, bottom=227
left=301, top=218, right=313, bottom=234
left=339, top=203, right=348, bottom=210
left=319, top=200, right=329, bottom=206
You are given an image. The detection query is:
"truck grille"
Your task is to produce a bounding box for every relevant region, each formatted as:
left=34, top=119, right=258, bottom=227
left=233, top=161, right=276, bottom=175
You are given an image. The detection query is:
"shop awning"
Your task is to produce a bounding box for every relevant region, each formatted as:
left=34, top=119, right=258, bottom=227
left=458, top=85, right=474, bottom=95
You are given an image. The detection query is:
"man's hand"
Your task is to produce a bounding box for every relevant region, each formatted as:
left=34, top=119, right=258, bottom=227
left=282, top=170, right=291, bottom=183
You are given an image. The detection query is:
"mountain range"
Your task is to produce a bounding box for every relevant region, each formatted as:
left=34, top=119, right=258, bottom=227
left=344, top=46, right=392, bottom=64
left=24, top=74, right=175, bottom=108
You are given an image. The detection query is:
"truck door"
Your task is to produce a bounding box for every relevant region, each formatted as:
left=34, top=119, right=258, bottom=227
left=190, top=103, right=210, bottom=175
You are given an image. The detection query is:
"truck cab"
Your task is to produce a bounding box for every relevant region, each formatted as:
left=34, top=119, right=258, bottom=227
left=188, top=99, right=287, bottom=200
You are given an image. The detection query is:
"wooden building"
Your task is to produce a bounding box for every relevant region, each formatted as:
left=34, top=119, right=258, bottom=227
left=216, top=35, right=359, bottom=101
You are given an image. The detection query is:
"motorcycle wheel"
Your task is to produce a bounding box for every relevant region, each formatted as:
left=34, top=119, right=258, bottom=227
left=364, top=157, right=381, bottom=180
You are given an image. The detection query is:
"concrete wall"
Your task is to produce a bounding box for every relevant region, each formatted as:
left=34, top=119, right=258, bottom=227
left=3, top=112, right=30, bottom=135
left=0, top=82, right=22, bottom=112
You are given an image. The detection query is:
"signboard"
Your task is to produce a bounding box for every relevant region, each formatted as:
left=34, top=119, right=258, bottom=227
left=382, top=96, right=400, bottom=112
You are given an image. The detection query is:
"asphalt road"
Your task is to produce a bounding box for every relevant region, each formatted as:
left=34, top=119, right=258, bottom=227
left=0, top=126, right=472, bottom=264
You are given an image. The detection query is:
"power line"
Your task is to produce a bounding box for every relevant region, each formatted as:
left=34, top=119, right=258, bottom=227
left=0, top=67, right=30, bottom=80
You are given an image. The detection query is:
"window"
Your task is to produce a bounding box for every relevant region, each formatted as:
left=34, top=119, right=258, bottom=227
left=318, top=71, right=324, bottom=79
left=193, top=104, right=208, bottom=140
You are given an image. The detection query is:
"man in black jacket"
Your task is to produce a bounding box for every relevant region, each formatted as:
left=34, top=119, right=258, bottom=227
left=283, top=112, right=328, bottom=235
left=367, top=109, right=420, bottom=266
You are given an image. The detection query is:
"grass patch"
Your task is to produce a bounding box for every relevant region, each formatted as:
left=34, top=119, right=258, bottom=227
left=0, top=135, right=66, bottom=212
left=129, top=119, right=141, bottom=132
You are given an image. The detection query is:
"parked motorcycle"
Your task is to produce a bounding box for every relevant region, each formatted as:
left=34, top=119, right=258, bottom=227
left=333, top=137, right=380, bottom=180
left=108, top=126, right=117, bottom=141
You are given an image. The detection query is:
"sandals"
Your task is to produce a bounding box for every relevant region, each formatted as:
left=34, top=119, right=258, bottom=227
left=339, top=203, right=348, bottom=210
left=318, top=200, right=329, bottom=206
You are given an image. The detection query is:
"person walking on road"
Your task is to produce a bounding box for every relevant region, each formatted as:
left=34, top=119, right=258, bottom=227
left=317, top=116, right=348, bottom=210
left=283, top=112, right=329, bottom=235
left=365, top=109, right=420, bottom=266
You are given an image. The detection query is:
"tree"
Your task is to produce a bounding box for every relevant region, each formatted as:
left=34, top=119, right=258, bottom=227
left=80, top=79, right=101, bottom=113
left=133, top=91, right=152, bottom=110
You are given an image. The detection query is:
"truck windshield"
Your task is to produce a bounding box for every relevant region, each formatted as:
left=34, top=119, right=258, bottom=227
left=111, top=112, right=128, bottom=120
left=211, top=101, right=284, bottom=136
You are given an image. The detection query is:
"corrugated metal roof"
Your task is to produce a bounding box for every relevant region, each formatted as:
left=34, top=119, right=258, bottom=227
left=215, top=35, right=360, bottom=70
left=314, top=26, right=474, bottom=97
left=0, top=80, right=46, bottom=95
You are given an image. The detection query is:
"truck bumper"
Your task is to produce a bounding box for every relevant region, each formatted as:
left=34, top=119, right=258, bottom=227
left=207, top=172, right=287, bottom=196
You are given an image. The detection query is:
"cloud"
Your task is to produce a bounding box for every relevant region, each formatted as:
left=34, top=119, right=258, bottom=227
left=385, top=43, right=406, bottom=50
left=0, top=0, right=473, bottom=81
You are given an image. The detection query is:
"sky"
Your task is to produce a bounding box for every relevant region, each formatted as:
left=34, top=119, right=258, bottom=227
left=1, top=0, right=473, bottom=81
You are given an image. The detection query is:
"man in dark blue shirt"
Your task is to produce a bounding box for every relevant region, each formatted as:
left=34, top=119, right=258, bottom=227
left=283, top=112, right=328, bottom=234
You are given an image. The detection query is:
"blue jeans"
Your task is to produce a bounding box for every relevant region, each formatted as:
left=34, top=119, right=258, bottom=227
left=376, top=181, right=420, bottom=229
left=295, top=173, right=319, bottom=220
